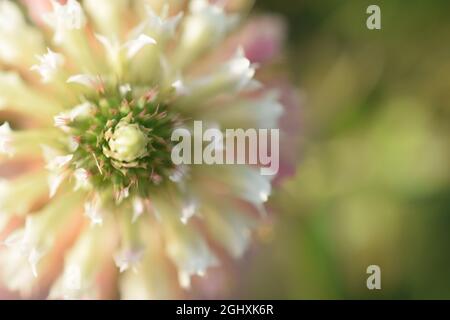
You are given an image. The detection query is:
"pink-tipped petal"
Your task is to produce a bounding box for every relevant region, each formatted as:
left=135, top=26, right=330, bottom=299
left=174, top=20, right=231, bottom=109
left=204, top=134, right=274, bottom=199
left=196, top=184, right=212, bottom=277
left=238, top=15, right=287, bottom=65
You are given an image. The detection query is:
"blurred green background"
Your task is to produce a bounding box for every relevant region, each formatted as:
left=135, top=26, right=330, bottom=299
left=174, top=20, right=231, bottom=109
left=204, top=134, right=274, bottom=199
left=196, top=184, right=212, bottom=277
left=236, top=0, right=450, bottom=299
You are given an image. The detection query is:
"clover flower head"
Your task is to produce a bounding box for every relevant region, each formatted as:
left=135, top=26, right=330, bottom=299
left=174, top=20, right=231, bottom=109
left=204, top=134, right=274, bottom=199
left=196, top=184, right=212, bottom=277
left=0, top=0, right=297, bottom=299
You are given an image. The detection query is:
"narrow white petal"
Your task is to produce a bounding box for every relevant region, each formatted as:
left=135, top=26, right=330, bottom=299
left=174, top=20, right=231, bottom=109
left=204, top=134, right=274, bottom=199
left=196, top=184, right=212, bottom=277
left=28, top=248, right=44, bottom=278
left=164, top=222, right=218, bottom=289
left=48, top=172, right=68, bottom=198
left=68, top=136, right=80, bottom=152
left=114, top=248, right=144, bottom=273
left=73, top=168, right=91, bottom=191
left=142, top=4, right=184, bottom=38
left=171, top=79, right=190, bottom=96
left=49, top=225, right=115, bottom=299
left=119, top=84, right=132, bottom=96
left=69, top=102, right=95, bottom=120
left=67, top=74, right=100, bottom=89
left=177, top=0, right=238, bottom=66
left=178, top=271, right=192, bottom=289
left=95, top=33, right=120, bottom=57
left=181, top=200, right=197, bottom=224
left=44, top=0, right=87, bottom=43
left=125, top=34, right=157, bottom=59
left=54, top=102, right=95, bottom=130
left=132, top=198, right=145, bottom=223
left=45, top=154, right=73, bottom=172
left=84, top=195, right=106, bottom=227
left=30, top=48, right=65, bottom=83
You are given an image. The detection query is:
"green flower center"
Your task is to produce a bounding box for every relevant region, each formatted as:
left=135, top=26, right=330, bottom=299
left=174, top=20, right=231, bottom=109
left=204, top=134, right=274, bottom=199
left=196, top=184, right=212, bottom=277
left=67, top=86, right=180, bottom=198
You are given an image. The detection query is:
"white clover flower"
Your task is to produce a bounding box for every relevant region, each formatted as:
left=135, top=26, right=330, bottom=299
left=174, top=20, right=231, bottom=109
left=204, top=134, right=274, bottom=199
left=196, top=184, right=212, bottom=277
left=0, top=0, right=297, bottom=299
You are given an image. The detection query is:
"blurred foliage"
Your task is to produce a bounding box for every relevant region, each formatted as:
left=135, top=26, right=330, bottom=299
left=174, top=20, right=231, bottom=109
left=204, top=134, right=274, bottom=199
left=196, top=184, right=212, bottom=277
left=238, top=0, right=450, bottom=299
